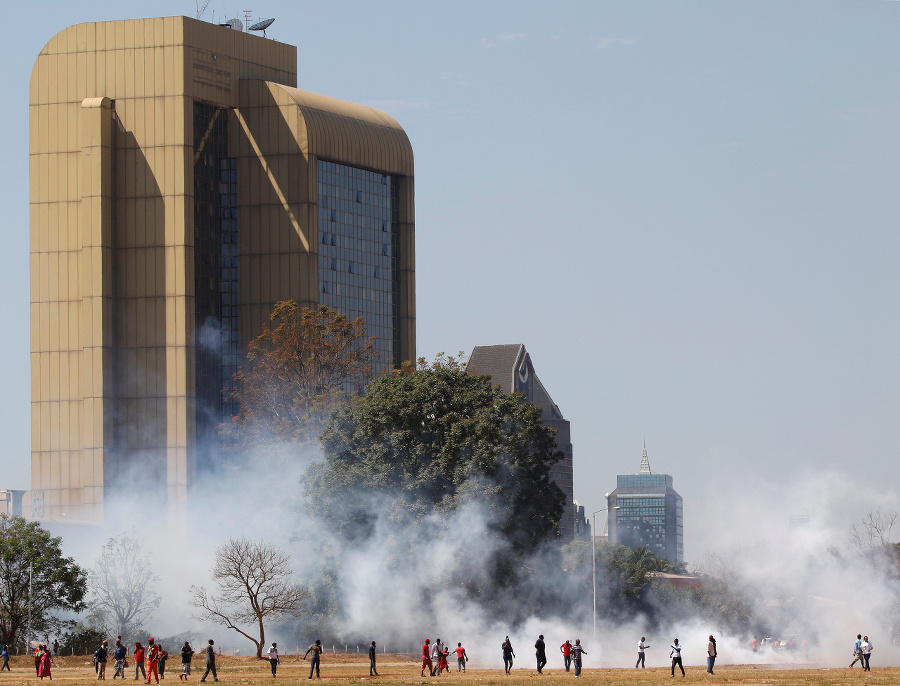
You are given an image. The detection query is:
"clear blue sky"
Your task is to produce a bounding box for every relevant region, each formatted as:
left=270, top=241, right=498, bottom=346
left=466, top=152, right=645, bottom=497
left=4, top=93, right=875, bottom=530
left=3, top=1, right=898, bottom=562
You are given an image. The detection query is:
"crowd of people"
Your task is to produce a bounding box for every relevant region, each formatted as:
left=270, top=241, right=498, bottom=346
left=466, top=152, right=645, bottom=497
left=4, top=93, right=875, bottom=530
left=5, top=628, right=882, bottom=679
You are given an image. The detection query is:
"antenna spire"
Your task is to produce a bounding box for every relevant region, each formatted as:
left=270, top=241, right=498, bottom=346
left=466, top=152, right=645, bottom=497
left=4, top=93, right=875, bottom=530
left=639, top=440, right=651, bottom=474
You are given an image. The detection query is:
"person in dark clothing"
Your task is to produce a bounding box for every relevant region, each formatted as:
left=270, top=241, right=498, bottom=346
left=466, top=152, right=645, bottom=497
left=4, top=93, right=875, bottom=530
left=1, top=644, right=10, bottom=671
left=199, top=640, right=217, bottom=683
left=368, top=642, right=378, bottom=677
left=96, top=641, right=109, bottom=680
left=535, top=635, right=546, bottom=674
left=571, top=640, right=587, bottom=677
left=113, top=640, right=127, bottom=679
left=501, top=637, right=515, bottom=674
left=179, top=642, right=194, bottom=681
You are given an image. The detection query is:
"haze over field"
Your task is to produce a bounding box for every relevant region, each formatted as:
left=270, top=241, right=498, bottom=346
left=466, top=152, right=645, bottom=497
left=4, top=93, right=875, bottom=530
left=3, top=0, right=899, bottom=666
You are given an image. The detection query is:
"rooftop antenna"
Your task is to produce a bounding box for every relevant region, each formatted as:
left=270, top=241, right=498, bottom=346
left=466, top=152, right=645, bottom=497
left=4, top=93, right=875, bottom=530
left=248, top=17, right=275, bottom=37
left=196, top=0, right=212, bottom=20
left=639, top=439, right=652, bottom=474
left=243, top=9, right=253, bottom=31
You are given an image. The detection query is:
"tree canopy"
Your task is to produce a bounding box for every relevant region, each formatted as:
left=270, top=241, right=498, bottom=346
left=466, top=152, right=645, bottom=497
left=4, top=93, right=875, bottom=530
left=0, top=514, right=87, bottom=646
left=306, top=361, right=566, bottom=551
left=223, top=302, right=378, bottom=455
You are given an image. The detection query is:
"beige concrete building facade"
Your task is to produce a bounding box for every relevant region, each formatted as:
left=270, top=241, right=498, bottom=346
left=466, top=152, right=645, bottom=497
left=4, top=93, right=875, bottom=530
left=30, top=16, right=415, bottom=523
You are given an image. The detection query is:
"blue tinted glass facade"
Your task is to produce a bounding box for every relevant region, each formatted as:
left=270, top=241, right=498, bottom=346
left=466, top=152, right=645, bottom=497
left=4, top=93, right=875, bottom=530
left=611, top=475, right=683, bottom=563
left=317, top=160, right=400, bottom=369
left=617, top=474, right=672, bottom=488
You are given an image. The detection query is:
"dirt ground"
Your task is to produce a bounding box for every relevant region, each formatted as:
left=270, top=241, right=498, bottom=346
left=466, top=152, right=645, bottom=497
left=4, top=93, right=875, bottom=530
left=3, top=654, right=897, bottom=685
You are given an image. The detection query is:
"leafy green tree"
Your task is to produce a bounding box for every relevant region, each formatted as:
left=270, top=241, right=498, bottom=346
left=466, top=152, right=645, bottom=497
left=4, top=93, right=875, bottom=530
left=306, top=360, right=565, bottom=566
left=561, top=539, right=674, bottom=619
left=222, top=302, right=378, bottom=455
left=0, top=514, right=88, bottom=646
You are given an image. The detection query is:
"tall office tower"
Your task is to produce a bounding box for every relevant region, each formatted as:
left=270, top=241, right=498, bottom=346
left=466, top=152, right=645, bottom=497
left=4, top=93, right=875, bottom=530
left=467, top=344, right=575, bottom=539
left=29, top=17, right=415, bottom=523
left=607, top=442, right=684, bottom=564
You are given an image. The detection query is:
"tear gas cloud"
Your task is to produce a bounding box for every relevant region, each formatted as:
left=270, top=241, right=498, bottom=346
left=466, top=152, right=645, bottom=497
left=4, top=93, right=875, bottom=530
left=50, top=445, right=900, bottom=669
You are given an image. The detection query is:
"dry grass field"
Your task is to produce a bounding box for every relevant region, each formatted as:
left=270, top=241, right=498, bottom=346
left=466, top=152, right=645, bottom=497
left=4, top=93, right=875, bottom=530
left=2, top=654, right=897, bottom=686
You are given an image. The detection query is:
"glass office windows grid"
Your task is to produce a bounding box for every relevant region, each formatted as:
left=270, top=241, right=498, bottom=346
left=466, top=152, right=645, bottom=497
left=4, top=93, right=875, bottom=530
left=316, top=159, right=400, bottom=370
left=617, top=474, right=671, bottom=488
left=193, top=103, right=227, bottom=473
left=219, top=157, right=239, bottom=418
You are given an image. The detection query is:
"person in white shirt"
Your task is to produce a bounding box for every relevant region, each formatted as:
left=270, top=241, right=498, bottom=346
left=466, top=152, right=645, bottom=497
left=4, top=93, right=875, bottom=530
left=670, top=638, right=684, bottom=677
left=432, top=639, right=443, bottom=673
left=707, top=635, right=717, bottom=674
left=861, top=636, right=873, bottom=671
left=266, top=643, right=279, bottom=677
left=636, top=638, right=649, bottom=668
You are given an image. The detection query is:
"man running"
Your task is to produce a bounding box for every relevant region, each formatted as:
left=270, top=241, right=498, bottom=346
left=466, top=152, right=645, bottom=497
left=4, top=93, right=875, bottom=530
left=850, top=634, right=863, bottom=668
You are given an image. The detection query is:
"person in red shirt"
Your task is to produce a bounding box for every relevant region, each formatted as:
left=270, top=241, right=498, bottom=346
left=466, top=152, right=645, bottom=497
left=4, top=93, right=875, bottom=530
left=560, top=640, right=572, bottom=672
left=421, top=639, right=433, bottom=677
left=134, top=643, right=146, bottom=681
left=439, top=647, right=449, bottom=674
left=146, top=639, right=160, bottom=684
left=453, top=643, right=468, bottom=672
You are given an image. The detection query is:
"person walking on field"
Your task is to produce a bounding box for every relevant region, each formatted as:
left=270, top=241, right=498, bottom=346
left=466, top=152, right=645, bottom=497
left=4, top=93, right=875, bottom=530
left=267, top=643, right=280, bottom=677
left=96, top=641, right=109, bottom=680
left=39, top=645, right=53, bottom=680
left=421, top=639, right=433, bottom=677
left=850, top=634, right=863, bottom=668
left=670, top=638, right=684, bottom=677
left=560, top=640, right=572, bottom=672
left=861, top=636, right=873, bottom=671
left=636, top=637, right=649, bottom=668
left=535, top=635, right=547, bottom=674
left=367, top=642, right=378, bottom=677
left=147, top=638, right=160, bottom=684
left=134, top=643, right=147, bottom=681
left=571, top=640, right=587, bottom=677
left=454, top=643, right=468, bottom=672
left=113, top=640, right=127, bottom=679
left=501, top=637, right=515, bottom=674
left=200, top=640, right=217, bottom=683
left=706, top=635, right=717, bottom=675
left=304, top=640, right=322, bottom=680
left=432, top=639, right=444, bottom=675
left=179, top=642, right=193, bottom=681
left=158, top=646, right=168, bottom=680
left=1, top=644, right=9, bottom=671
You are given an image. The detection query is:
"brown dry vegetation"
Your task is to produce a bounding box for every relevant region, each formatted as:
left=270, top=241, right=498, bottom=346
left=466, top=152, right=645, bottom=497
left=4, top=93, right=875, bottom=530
left=2, top=655, right=898, bottom=686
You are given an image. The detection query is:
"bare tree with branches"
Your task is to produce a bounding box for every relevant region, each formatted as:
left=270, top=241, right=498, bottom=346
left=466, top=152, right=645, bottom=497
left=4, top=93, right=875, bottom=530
left=850, top=510, right=899, bottom=558
left=190, top=539, right=310, bottom=658
left=89, top=533, right=160, bottom=640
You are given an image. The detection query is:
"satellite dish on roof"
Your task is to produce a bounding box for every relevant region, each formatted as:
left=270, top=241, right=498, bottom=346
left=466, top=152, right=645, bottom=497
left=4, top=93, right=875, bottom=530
left=248, top=17, right=275, bottom=36
left=219, top=18, right=243, bottom=31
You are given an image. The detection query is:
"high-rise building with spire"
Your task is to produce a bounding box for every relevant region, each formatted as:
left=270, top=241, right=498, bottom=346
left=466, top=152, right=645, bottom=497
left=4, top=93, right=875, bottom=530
left=607, top=442, right=683, bottom=563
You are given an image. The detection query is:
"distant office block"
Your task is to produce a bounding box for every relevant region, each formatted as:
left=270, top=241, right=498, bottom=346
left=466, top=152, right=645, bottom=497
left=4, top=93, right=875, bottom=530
left=467, top=344, right=575, bottom=539
left=30, top=16, right=415, bottom=523
left=608, top=442, right=683, bottom=564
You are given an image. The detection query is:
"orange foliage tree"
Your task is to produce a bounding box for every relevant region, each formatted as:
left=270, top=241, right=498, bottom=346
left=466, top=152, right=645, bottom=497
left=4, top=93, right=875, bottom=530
left=222, top=301, right=378, bottom=456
